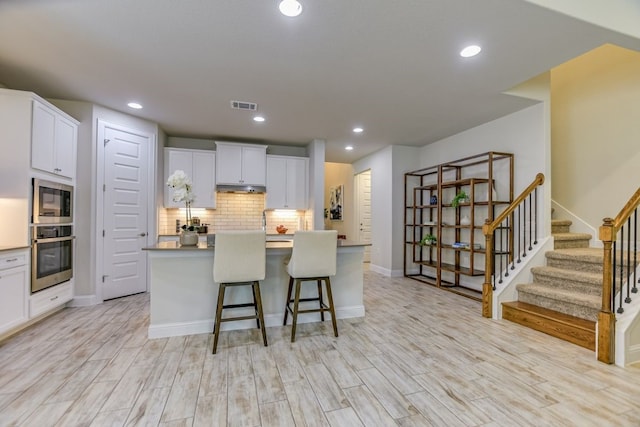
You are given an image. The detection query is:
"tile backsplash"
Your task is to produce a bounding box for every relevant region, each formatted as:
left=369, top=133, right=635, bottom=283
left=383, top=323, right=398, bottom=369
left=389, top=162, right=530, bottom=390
left=158, top=193, right=311, bottom=235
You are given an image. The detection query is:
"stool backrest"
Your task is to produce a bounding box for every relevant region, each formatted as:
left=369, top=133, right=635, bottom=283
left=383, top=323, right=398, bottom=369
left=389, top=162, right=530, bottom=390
left=287, top=230, right=338, bottom=278
left=213, top=230, right=266, bottom=283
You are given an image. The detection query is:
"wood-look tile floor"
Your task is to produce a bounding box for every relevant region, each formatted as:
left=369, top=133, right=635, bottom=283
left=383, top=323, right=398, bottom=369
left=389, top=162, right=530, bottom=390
left=2, top=270, right=640, bottom=427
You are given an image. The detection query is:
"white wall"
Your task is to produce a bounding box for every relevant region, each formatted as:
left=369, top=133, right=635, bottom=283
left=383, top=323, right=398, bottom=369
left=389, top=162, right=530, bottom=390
left=551, top=44, right=640, bottom=230
left=351, top=122, right=548, bottom=278
left=308, top=139, right=326, bottom=230
left=353, top=145, right=421, bottom=275
left=420, top=103, right=548, bottom=212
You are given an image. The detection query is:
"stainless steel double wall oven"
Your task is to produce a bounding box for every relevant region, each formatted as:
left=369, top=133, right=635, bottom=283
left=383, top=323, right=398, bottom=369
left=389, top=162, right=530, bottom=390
left=31, top=179, right=74, bottom=293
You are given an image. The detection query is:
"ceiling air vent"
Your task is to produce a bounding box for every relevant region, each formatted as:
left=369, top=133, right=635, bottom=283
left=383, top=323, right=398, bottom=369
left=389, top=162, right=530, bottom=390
left=230, top=100, right=258, bottom=111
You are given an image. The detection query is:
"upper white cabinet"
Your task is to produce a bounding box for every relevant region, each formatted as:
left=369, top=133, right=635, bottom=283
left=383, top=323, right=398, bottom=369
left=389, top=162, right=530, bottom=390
left=266, top=155, right=308, bottom=210
left=0, top=250, right=28, bottom=336
left=31, top=100, right=78, bottom=179
left=164, top=148, right=216, bottom=208
left=215, top=142, right=267, bottom=186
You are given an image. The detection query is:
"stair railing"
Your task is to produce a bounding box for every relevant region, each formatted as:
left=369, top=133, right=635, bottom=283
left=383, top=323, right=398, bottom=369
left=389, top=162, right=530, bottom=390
left=482, top=173, right=545, bottom=317
left=598, top=187, right=640, bottom=364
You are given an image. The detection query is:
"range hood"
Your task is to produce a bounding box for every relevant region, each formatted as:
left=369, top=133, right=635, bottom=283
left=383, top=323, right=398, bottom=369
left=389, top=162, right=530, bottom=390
left=216, top=184, right=266, bottom=193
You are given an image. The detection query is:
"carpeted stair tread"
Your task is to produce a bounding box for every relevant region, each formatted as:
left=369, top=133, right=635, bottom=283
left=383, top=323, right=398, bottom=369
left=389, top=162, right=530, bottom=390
left=553, top=232, right=591, bottom=249
left=551, top=219, right=572, bottom=226
left=516, top=283, right=600, bottom=321
left=547, top=247, right=603, bottom=261
left=530, top=265, right=602, bottom=289
left=553, top=232, right=592, bottom=241
left=517, top=283, right=601, bottom=307
left=551, top=219, right=572, bottom=234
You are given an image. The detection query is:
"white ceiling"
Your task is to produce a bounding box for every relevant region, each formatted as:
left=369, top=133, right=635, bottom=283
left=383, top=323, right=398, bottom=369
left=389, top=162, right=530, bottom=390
left=0, top=0, right=638, bottom=163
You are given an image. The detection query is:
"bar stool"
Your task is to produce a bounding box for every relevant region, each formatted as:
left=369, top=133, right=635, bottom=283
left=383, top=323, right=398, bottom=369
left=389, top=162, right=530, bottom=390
left=212, top=230, right=267, bottom=354
left=283, top=230, right=338, bottom=342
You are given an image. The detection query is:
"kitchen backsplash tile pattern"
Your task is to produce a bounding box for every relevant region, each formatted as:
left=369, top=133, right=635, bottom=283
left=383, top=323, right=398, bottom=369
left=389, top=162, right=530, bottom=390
left=159, top=193, right=310, bottom=235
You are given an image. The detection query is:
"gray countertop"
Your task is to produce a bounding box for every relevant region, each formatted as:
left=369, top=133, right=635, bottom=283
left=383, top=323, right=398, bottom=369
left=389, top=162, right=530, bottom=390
left=144, top=240, right=369, bottom=251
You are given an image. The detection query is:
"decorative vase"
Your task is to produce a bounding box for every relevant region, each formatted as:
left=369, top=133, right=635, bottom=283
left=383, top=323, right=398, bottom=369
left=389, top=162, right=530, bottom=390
left=460, top=215, right=471, bottom=226
left=492, top=184, right=498, bottom=201
left=180, top=230, right=199, bottom=246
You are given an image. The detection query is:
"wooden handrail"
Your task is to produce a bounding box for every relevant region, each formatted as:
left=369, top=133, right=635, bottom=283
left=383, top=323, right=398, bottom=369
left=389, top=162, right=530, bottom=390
left=610, top=187, right=640, bottom=231
left=483, top=173, right=545, bottom=237
left=481, top=173, right=545, bottom=318
left=597, top=186, right=640, bottom=364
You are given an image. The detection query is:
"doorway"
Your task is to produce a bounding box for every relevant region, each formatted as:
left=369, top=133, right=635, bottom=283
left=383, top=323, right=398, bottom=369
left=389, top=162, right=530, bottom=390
left=97, top=120, right=153, bottom=300
left=355, top=170, right=372, bottom=262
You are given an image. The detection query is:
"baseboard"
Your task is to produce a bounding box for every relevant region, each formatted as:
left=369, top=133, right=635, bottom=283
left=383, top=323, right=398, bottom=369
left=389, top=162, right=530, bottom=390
left=623, top=342, right=640, bottom=367
left=369, top=264, right=404, bottom=277
left=69, top=294, right=101, bottom=307
left=148, top=305, right=366, bottom=339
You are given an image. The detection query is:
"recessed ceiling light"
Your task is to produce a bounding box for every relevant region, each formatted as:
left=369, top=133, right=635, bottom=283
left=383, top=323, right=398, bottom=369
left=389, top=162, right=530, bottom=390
left=345, top=146, right=354, bottom=151
left=353, top=127, right=363, bottom=133
left=279, top=0, right=302, bottom=17
left=253, top=116, right=265, bottom=122
left=460, top=45, right=482, bottom=58
left=127, top=102, right=143, bottom=109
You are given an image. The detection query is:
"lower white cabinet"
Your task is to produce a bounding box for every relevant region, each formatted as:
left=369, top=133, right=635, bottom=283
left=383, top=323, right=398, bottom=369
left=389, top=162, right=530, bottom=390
left=30, top=280, right=73, bottom=318
left=0, top=250, right=28, bottom=335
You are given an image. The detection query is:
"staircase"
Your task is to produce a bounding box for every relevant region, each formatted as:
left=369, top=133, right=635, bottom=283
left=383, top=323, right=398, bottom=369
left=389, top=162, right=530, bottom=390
left=502, top=219, right=600, bottom=350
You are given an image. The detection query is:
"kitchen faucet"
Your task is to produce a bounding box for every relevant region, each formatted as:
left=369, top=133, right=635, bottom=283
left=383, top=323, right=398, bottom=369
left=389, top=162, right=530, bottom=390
left=262, top=210, right=267, bottom=231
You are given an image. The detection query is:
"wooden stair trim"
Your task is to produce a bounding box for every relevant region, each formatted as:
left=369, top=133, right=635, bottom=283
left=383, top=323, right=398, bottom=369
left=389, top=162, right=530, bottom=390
left=502, top=301, right=595, bottom=351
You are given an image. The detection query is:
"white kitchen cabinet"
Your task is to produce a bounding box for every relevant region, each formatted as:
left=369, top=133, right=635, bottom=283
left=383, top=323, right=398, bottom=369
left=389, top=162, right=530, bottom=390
left=30, top=280, right=73, bottom=319
left=31, top=100, right=78, bottom=179
left=164, top=148, right=216, bottom=208
left=0, top=250, right=28, bottom=335
left=266, top=155, right=308, bottom=210
left=215, top=142, right=267, bottom=186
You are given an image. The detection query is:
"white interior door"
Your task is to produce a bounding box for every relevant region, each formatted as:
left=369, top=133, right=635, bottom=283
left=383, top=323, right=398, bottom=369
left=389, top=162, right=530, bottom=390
left=356, top=170, right=372, bottom=262
left=102, top=126, right=149, bottom=300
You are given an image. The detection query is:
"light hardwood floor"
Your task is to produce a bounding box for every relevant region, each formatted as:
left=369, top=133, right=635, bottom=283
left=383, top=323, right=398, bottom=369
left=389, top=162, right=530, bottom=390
left=1, top=270, right=640, bottom=426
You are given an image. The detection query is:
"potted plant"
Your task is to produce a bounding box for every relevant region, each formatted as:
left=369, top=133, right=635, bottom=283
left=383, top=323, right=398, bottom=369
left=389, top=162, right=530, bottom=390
left=451, top=190, right=470, bottom=208
left=419, top=234, right=437, bottom=246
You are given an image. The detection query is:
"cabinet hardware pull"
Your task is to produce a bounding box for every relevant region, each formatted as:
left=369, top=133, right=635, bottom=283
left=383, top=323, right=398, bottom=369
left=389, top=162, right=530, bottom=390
left=50, top=295, right=59, bottom=301
left=5, top=258, right=18, bottom=262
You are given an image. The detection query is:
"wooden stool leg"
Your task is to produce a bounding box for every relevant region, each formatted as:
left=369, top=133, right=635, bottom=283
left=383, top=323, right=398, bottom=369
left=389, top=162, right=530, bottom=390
left=253, top=281, right=268, bottom=347
left=212, top=283, right=227, bottom=354
left=323, top=277, right=338, bottom=338
left=283, top=276, right=294, bottom=325
left=317, top=279, right=325, bottom=321
left=251, top=283, right=260, bottom=329
left=291, top=279, right=302, bottom=343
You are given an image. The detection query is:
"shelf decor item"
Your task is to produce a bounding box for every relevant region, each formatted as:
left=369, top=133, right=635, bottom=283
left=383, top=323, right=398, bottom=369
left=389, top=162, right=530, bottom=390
left=451, top=190, right=469, bottom=208
left=167, top=169, right=198, bottom=246
left=460, top=215, right=471, bottom=226
left=419, top=234, right=437, bottom=246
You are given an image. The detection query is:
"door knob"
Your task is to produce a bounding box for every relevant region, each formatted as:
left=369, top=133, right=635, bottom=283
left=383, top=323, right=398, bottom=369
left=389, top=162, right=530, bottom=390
left=139, top=232, right=147, bottom=237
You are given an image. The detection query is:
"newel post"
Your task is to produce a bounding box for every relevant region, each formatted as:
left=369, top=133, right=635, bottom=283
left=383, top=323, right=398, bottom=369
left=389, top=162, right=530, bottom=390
left=598, top=217, right=615, bottom=364
left=482, top=219, right=493, bottom=318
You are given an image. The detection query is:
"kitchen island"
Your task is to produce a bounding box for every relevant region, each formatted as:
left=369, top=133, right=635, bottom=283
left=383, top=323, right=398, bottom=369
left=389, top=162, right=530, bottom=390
left=144, top=240, right=368, bottom=339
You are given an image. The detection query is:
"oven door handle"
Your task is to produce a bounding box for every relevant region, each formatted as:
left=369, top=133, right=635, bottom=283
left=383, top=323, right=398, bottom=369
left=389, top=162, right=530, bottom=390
left=33, top=236, right=76, bottom=244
